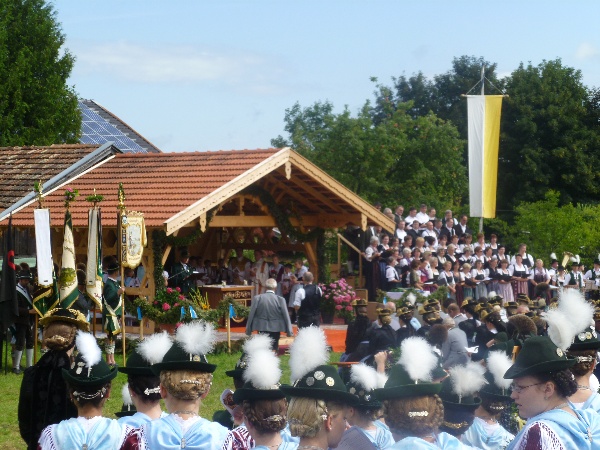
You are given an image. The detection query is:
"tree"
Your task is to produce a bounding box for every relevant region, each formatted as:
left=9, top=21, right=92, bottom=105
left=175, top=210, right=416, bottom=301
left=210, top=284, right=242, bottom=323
left=0, top=0, right=80, bottom=146
left=498, top=59, right=600, bottom=210
left=272, top=100, right=467, bottom=209
left=512, top=191, right=600, bottom=267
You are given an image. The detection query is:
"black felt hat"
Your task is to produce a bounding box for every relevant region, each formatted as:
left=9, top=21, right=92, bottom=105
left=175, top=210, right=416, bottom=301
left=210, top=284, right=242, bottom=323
left=115, top=403, right=137, bottom=418
left=233, top=381, right=286, bottom=403
left=225, top=352, right=248, bottom=379
left=151, top=342, right=216, bottom=374
left=118, top=350, right=154, bottom=376
left=39, top=308, right=90, bottom=332
left=280, top=364, right=358, bottom=405
left=568, top=325, right=600, bottom=351
left=17, top=270, right=33, bottom=280
left=374, top=363, right=441, bottom=399
left=120, top=331, right=173, bottom=376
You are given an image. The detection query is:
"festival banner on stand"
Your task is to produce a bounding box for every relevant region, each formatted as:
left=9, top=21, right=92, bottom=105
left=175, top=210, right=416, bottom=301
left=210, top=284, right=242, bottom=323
left=59, top=209, right=78, bottom=309
left=86, top=207, right=103, bottom=309
left=467, top=95, right=503, bottom=218
left=33, top=209, right=58, bottom=315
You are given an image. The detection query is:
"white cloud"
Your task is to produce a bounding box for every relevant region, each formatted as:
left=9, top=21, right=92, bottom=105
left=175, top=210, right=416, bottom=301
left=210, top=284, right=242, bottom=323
left=575, top=42, right=600, bottom=61
left=71, top=41, right=288, bottom=92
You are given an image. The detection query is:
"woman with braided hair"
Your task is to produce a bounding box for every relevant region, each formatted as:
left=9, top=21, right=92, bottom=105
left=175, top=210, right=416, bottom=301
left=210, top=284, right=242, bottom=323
left=280, top=327, right=359, bottom=450
left=567, top=323, right=600, bottom=413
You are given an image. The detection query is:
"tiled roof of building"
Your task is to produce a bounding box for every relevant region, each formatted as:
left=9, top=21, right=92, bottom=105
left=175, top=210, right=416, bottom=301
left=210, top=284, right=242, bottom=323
left=0, top=144, right=102, bottom=211
left=79, top=100, right=162, bottom=153
left=6, top=149, right=280, bottom=228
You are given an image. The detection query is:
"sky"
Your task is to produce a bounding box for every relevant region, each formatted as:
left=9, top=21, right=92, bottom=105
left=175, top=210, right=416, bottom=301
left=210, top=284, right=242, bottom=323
left=56, top=1, right=600, bottom=153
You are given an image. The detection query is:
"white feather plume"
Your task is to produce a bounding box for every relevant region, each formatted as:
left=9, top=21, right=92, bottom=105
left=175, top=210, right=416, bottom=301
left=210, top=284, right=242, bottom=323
left=376, top=372, right=389, bottom=388
left=137, top=331, right=172, bottom=365
left=488, top=291, right=497, bottom=298
left=242, top=334, right=273, bottom=355
left=543, top=288, right=594, bottom=350
left=75, top=331, right=101, bottom=368
left=121, top=383, right=133, bottom=406
left=406, top=293, right=416, bottom=306
left=597, top=254, right=600, bottom=262
left=289, top=326, right=329, bottom=382
left=550, top=253, right=557, bottom=260
left=487, top=351, right=513, bottom=389
left=398, top=336, right=437, bottom=383
left=243, top=348, right=282, bottom=389
left=175, top=321, right=216, bottom=356
left=449, top=362, right=487, bottom=398
left=576, top=255, right=580, bottom=264
left=350, top=363, right=382, bottom=391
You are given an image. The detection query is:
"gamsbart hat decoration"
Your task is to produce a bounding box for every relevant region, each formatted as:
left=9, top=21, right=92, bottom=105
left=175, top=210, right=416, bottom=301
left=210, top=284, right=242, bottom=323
left=374, top=336, right=442, bottom=399
left=279, top=326, right=357, bottom=404
left=480, top=351, right=513, bottom=406
left=505, top=288, right=593, bottom=379
left=119, top=331, right=172, bottom=376
left=346, top=363, right=388, bottom=409
left=39, top=307, right=90, bottom=332
left=62, top=331, right=118, bottom=387
left=233, top=334, right=286, bottom=403
left=151, top=321, right=217, bottom=374
left=115, top=383, right=137, bottom=418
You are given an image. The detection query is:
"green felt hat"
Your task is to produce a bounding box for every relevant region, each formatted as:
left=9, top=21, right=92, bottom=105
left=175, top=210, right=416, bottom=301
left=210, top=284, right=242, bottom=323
left=233, top=381, right=287, bottom=403
left=150, top=321, right=217, bottom=374
left=118, top=350, right=154, bottom=376
left=150, top=342, right=216, bottom=374
left=438, top=375, right=481, bottom=410
left=568, top=324, right=600, bottom=351
left=504, top=335, right=575, bottom=379
left=479, top=371, right=512, bottom=404
left=279, top=364, right=358, bottom=405
left=115, top=403, right=137, bottom=418
left=346, top=380, right=382, bottom=409
left=62, top=352, right=118, bottom=387
left=225, top=352, right=248, bottom=378
left=39, top=308, right=90, bottom=332
left=374, top=364, right=442, bottom=399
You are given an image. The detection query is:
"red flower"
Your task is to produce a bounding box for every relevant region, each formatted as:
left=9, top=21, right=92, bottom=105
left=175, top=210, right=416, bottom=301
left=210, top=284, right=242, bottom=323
left=175, top=287, right=181, bottom=292
left=179, top=295, right=185, bottom=301
left=335, top=305, right=343, bottom=310
left=166, top=287, right=173, bottom=294
left=162, top=303, right=171, bottom=311
left=174, top=303, right=179, bottom=307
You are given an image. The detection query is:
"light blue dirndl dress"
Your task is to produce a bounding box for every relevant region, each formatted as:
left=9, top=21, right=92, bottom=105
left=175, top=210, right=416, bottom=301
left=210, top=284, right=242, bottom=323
left=38, top=417, right=131, bottom=450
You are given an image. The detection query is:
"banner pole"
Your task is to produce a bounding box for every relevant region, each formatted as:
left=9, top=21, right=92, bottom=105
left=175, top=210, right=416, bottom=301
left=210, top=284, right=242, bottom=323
left=34, top=314, right=38, bottom=363
left=226, top=306, right=231, bottom=353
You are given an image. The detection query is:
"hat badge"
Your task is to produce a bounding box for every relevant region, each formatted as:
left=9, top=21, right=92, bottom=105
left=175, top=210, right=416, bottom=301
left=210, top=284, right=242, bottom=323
left=306, top=377, right=315, bottom=387
left=556, top=348, right=564, bottom=357
left=325, top=377, right=335, bottom=387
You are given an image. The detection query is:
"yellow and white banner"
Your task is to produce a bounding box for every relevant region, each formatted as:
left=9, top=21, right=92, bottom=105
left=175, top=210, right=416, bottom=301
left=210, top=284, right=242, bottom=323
left=467, top=95, right=503, bottom=218
left=119, top=212, right=147, bottom=269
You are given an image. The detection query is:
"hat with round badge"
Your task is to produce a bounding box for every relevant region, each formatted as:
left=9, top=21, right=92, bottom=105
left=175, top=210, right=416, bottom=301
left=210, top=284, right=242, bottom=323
left=232, top=334, right=285, bottom=403
left=62, top=331, right=118, bottom=388
left=151, top=321, right=217, bottom=375
left=374, top=336, right=442, bottom=400
left=39, top=307, right=90, bottom=332
left=279, top=327, right=357, bottom=405
left=119, top=331, right=172, bottom=376
left=505, top=289, right=593, bottom=379
left=346, top=363, right=388, bottom=409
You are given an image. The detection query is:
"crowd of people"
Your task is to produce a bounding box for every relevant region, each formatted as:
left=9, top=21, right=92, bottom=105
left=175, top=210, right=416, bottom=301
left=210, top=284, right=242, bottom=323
left=350, top=204, right=600, bottom=305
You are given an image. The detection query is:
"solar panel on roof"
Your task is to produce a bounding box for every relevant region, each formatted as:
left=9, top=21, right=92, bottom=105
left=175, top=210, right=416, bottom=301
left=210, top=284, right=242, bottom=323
left=78, top=101, right=148, bottom=154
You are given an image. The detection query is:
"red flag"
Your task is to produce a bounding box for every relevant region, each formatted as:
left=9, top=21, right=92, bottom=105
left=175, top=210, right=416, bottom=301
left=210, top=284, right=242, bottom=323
left=0, top=214, right=18, bottom=332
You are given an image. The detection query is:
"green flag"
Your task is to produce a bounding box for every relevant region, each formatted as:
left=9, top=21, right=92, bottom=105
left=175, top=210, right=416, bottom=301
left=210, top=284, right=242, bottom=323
left=59, top=210, right=78, bottom=309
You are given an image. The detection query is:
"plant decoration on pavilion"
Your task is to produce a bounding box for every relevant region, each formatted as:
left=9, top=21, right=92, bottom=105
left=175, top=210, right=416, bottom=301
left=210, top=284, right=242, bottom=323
left=129, top=287, right=202, bottom=325
left=64, top=187, right=79, bottom=208
left=320, top=278, right=359, bottom=321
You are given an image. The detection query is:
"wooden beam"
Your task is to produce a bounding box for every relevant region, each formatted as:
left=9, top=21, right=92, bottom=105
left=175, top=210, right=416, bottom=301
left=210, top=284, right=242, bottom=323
left=275, top=167, right=343, bottom=213
left=304, top=241, right=318, bottom=281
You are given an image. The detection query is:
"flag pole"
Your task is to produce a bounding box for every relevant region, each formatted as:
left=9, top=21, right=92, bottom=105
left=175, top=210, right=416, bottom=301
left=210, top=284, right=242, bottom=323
left=117, top=184, right=127, bottom=366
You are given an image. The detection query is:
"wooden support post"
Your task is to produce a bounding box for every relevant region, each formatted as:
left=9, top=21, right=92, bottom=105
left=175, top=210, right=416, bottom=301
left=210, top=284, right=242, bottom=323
left=121, top=264, right=127, bottom=366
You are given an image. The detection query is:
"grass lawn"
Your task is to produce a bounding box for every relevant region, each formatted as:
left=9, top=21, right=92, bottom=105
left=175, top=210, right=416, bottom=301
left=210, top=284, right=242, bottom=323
left=0, top=347, right=341, bottom=450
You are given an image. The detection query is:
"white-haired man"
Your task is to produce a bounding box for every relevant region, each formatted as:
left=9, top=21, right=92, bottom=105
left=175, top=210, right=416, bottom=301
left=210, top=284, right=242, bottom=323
left=245, top=278, right=293, bottom=352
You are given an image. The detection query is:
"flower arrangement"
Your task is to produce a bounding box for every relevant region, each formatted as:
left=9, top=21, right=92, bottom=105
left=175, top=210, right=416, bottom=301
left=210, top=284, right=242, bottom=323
left=64, top=187, right=79, bottom=208
left=130, top=287, right=200, bottom=325
left=320, top=278, right=360, bottom=321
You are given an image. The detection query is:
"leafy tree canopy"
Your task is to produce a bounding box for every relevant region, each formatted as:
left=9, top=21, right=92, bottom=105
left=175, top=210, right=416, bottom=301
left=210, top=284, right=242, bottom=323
left=0, top=0, right=80, bottom=146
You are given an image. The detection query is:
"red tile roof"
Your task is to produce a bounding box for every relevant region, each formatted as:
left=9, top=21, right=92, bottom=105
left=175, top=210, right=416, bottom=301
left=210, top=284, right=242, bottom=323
left=6, top=149, right=280, bottom=228
left=0, top=144, right=102, bottom=210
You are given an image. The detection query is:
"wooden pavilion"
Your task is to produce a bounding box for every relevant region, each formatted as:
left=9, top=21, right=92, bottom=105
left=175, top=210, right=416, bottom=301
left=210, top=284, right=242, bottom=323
left=2, top=147, right=394, bottom=308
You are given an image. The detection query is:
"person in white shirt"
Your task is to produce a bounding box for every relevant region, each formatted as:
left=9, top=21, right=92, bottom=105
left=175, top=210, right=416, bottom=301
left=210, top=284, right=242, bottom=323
left=415, top=203, right=430, bottom=226
left=565, top=261, right=584, bottom=289
left=420, top=221, right=438, bottom=247
left=510, top=243, right=535, bottom=268
left=404, top=207, right=419, bottom=229
left=395, top=220, right=408, bottom=242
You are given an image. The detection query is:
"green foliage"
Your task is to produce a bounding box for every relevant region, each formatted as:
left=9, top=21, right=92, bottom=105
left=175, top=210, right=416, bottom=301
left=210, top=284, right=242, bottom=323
left=272, top=99, right=467, bottom=210
left=0, top=0, right=81, bottom=146
left=499, top=59, right=600, bottom=210
left=512, top=190, right=600, bottom=266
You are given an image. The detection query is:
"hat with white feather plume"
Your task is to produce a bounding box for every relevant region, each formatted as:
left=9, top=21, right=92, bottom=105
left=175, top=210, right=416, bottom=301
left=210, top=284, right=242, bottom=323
left=480, top=351, right=513, bottom=404
left=115, top=383, right=137, bottom=418
left=151, top=321, right=217, bottom=374
left=346, top=363, right=387, bottom=408
left=279, top=326, right=357, bottom=404
left=232, top=335, right=285, bottom=402
left=504, top=288, right=593, bottom=379
left=225, top=334, right=272, bottom=379
left=62, top=331, right=117, bottom=387
left=119, top=331, right=172, bottom=376
left=374, top=336, right=442, bottom=399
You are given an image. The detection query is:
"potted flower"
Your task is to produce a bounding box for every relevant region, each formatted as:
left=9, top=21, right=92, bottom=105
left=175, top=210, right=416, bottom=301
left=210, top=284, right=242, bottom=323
left=320, top=278, right=360, bottom=323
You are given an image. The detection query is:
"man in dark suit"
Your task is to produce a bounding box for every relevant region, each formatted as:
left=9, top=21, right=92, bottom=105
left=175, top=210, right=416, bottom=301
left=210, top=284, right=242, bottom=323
left=245, top=278, right=293, bottom=352
left=439, top=217, right=456, bottom=242
left=453, top=214, right=472, bottom=240
left=171, top=249, right=193, bottom=294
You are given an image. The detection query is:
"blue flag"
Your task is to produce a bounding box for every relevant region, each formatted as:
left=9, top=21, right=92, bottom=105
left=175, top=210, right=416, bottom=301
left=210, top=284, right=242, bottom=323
left=180, top=306, right=186, bottom=320
left=229, top=303, right=236, bottom=318
left=137, top=306, right=143, bottom=320
left=189, top=306, right=198, bottom=319
left=383, top=296, right=387, bottom=304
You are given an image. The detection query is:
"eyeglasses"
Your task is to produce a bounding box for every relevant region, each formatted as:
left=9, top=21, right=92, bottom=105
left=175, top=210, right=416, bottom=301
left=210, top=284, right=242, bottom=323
left=510, top=382, right=543, bottom=393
